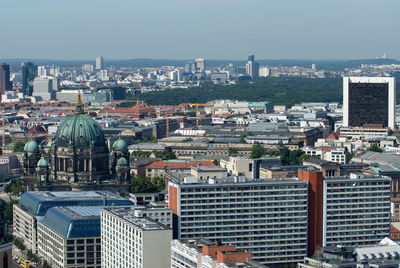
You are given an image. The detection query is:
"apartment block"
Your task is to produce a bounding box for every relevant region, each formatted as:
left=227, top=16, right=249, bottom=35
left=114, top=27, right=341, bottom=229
left=168, top=177, right=309, bottom=264
left=298, top=169, right=391, bottom=256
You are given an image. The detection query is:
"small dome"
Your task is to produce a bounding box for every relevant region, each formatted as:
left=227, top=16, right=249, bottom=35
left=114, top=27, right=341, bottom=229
left=24, top=140, right=39, bottom=153
left=116, top=157, right=128, bottom=166
left=37, top=158, right=48, bottom=167
left=113, top=138, right=128, bottom=152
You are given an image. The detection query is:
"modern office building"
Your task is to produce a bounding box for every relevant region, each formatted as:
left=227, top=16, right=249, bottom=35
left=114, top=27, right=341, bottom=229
left=95, top=56, right=104, bottom=70
left=37, top=66, right=47, bottom=77
left=343, top=77, right=396, bottom=129
left=22, top=61, right=37, bottom=96
left=101, top=207, right=172, bottom=268
left=245, top=55, right=259, bottom=78
left=0, top=63, right=12, bottom=92
left=168, top=177, right=309, bottom=265
left=32, top=76, right=56, bottom=101
left=171, top=239, right=267, bottom=268
left=259, top=67, right=270, bottom=77
left=184, top=61, right=197, bottom=73
left=37, top=206, right=104, bottom=268
left=195, top=58, right=206, bottom=72
left=298, top=169, right=392, bottom=256
left=13, top=191, right=132, bottom=253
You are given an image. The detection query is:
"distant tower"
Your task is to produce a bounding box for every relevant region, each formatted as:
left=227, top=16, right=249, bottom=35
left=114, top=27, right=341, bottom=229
left=96, top=56, right=104, bottom=70
left=111, top=138, right=130, bottom=174
left=246, top=55, right=259, bottom=78
left=311, top=64, right=317, bottom=70
left=115, top=157, right=130, bottom=183
left=343, top=77, right=396, bottom=129
left=0, top=63, right=12, bottom=92
left=195, top=58, right=206, bottom=72
left=22, top=62, right=38, bottom=96
left=23, top=140, right=40, bottom=176
left=37, top=66, right=47, bottom=77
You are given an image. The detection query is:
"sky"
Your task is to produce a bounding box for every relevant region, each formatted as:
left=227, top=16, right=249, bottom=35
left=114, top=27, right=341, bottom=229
left=0, top=0, right=399, bottom=60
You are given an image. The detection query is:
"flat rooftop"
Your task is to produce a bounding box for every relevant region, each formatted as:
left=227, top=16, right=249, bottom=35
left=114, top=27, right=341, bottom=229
left=103, top=207, right=170, bottom=231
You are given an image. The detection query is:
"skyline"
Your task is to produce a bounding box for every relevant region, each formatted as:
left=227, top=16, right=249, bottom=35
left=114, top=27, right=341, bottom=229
left=1, top=0, right=399, bottom=60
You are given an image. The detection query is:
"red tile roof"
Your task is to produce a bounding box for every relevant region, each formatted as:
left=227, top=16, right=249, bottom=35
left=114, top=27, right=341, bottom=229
left=146, top=160, right=215, bottom=169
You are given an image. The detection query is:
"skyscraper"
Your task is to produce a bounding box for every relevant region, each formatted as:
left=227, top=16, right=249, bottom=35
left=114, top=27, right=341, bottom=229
left=343, top=77, right=396, bottom=129
left=195, top=58, right=205, bottom=72
left=95, top=56, right=104, bottom=70
left=246, top=55, right=259, bottom=78
left=22, top=62, right=37, bottom=96
left=0, top=63, right=12, bottom=92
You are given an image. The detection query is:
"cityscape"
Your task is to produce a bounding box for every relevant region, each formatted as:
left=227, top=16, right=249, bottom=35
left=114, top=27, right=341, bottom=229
left=1, top=0, right=400, bottom=268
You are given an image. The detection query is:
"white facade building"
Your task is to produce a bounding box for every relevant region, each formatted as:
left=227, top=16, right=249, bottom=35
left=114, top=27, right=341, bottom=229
left=95, top=56, right=104, bottom=70
left=101, top=207, right=172, bottom=268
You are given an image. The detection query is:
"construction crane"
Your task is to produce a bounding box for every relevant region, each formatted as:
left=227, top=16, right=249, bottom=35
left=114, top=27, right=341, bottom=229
left=189, top=103, right=215, bottom=128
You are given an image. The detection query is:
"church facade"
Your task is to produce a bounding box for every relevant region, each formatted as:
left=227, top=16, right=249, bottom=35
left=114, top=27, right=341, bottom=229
left=23, top=96, right=131, bottom=193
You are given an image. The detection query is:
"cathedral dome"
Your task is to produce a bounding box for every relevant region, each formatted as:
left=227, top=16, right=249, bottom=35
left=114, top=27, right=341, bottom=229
left=24, top=140, right=39, bottom=153
left=116, top=157, right=128, bottom=166
left=37, top=158, right=48, bottom=167
left=112, top=138, right=128, bottom=152
left=52, top=97, right=106, bottom=149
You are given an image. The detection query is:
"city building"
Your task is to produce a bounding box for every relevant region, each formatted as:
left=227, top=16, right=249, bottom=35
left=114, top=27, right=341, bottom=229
left=343, top=77, right=396, bottom=129
left=101, top=207, right=172, bottom=268
left=195, top=58, right=206, bottom=72
left=168, top=177, right=309, bottom=265
left=171, top=239, right=267, bottom=268
left=37, top=206, right=103, bottom=268
left=298, top=169, right=391, bottom=256
left=22, top=61, right=37, bottom=96
left=95, top=56, right=104, bottom=70
left=0, top=63, right=12, bottom=92
left=22, top=96, right=130, bottom=192
left=13, top=190, right=132, bottom=253
left=32, top=76, right=56, bottom=101
left=245, top=55, right=259, bottom=78
left=259, top=67, right=270, bottom=77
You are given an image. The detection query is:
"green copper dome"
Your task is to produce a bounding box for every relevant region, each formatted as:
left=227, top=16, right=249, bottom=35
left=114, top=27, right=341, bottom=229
left=24, top=140, right=39, bottom=153
left=116, top=157, right=128, bottom=166
left=113, top=138, right=128, bottom=152
left=37, top=158, right=48, bottom=167
left=53, top=111, right=106, bottom=149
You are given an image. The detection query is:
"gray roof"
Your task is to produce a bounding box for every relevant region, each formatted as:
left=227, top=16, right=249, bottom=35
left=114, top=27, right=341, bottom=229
left=38, top=206, right=104, bottom=238
left=18, top=190, right=132, bottom=216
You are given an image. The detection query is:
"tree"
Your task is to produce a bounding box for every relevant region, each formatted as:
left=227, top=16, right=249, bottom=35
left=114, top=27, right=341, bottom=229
left=346, top=152, right=355, bottom=163
left=131, top=177, right=158, bottom=193
left=228, top=148, right=239, bottom=156
left=4, top=178, right=24, bottom=197
left=14, top=237, right=26, bottom=251
left=13, top=141, right=25, bottom=152
left=4, top=200, right=17, bottom=223
left=250, top=144, right=266, bottom=159
left=367, top=144, right=383, bottom=153
left=213, top=159, right=219, bottom=166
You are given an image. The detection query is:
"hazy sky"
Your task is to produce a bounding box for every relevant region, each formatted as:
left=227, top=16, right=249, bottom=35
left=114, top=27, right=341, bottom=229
left=1, top=0, right=399, bottom=60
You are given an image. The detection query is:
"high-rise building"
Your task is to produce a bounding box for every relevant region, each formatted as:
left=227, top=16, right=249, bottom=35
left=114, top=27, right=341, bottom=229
left=246, top=55, right=259, bottom=78
left=0, top=63, right=12, bottom=92
left=343, top=77, right=396, bottom=129
left=82, top=64, right=94, bottom=73
left=32, top=77, right=56, bottom=101
left=101, top=207, right=172, bottom=268
left=168, top=177, right=309, bottom=265
left=95, top=56, right=104, bottom=70
left=22, top=61, right=37, bottom=96
left=298, top=169, right=391, bottom=256
left=259, top=67, right=270, bottom=77
left=37, top=66, right=47, bottom=77
left=195, top=58, right=206, bottom=72
left=184, top=61, right=197, bottom=73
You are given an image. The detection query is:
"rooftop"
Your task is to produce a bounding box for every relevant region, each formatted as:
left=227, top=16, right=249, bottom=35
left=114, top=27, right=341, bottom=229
left=103, top=207, right=170, bottom=231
